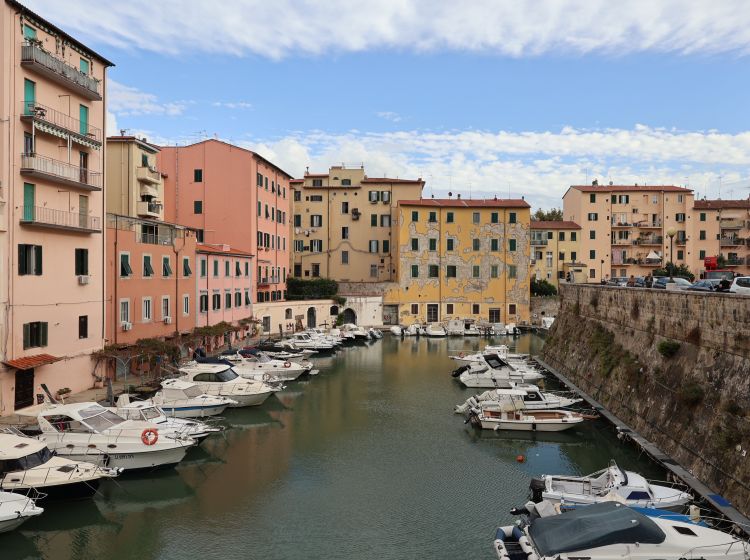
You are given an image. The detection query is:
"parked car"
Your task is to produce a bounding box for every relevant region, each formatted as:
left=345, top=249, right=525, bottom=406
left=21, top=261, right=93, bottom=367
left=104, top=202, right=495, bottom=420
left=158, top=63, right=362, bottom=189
left=606, top=277, right=628, bottom=287
left=652, top=276, right=692, bottom=290
left=729, top=276, right=750, bottom=295
left=688, top=279, right=720, bottom=292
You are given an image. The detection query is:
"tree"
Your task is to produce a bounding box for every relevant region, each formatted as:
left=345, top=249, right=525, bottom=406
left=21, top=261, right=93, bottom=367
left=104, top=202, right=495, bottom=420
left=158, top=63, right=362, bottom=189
left=531, top=278, right=558, bottom=296
left=532, top=208, right=563, bottom=222
left=653, top=263, right=695, bottom=282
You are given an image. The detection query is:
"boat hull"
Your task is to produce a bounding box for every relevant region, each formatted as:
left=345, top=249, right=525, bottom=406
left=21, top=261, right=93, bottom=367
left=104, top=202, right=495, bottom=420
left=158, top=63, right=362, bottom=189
left=56, top=446, right=189, bottom=472
left=1, top=478, right=102, bottom=501
left=160, top=403, right=229, bottom=418
left=225, top=391, right=273, bottom=407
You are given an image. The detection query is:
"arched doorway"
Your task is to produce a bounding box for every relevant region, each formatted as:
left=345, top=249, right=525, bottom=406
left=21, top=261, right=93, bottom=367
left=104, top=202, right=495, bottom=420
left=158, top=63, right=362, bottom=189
left=342, top=308, right=357, bottom=324
left=306, top=307, right=316, bottom=328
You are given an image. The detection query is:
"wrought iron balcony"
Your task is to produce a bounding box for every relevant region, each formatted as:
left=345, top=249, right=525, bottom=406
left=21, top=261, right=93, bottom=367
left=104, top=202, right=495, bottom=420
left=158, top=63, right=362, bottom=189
left=257, top=276, right=280, bottom=286
left=136, top=166, right=161, bottom=184
left=21, top=205, right=101, bottom=233
left=21, top=41, right=101, bottom=100
left=20, top=101, right=102, bottom=147
left=726, top=257, right=745, bottom=266
left=720, top=237, right=743, bottom=247
left=633, top=236, right=663, bottom=246
left=20, top=153, right=102, bottom=191
left=530, top=238, right=548, bottom=246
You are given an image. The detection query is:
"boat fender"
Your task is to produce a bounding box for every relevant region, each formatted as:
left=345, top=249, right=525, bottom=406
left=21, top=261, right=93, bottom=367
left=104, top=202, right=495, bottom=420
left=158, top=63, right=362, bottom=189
left=459, top=352, right=465, bottom=358
left=284, top=361, right=292, bottom=368
left=141, top=428, right=159, bottom=446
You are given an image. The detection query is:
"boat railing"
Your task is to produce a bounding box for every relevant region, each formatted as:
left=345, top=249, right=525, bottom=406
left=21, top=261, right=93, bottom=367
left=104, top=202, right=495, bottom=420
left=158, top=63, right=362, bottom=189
left=646, top=477, right=693, bottom=495
left=2, top=461, right=114, bottom=488
left=45, top=425, right=193, bottom=446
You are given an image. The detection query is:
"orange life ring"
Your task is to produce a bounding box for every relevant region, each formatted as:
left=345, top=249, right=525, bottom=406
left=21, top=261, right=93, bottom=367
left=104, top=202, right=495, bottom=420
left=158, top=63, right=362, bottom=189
left=283, top=361, right=292, bottom=368
left=141, top=428, right=159, bottom=446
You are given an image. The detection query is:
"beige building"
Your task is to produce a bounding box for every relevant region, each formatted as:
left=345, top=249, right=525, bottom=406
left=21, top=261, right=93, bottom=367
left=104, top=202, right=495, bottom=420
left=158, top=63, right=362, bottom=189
left=105, top=135, right=163, bottom=220
left=290, top=166, right=424, bottom=281
left=562, top=183, right=694, bottom=282
left=530, top=221, right=587, bottom=287
left=690, top=200, right=750, bottom=277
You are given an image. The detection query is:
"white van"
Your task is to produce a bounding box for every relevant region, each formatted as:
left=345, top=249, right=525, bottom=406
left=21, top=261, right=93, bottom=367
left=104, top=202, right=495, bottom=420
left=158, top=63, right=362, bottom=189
left=729, top=276, right=750, bottom=295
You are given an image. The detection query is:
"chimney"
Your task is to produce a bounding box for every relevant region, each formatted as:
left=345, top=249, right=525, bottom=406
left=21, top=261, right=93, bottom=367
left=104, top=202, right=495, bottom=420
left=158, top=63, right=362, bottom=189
left=592, top=179, right=598, bottom=186
left=457, top=193, right=461, bottom=199
left=448, top=191, right=453, bottom=198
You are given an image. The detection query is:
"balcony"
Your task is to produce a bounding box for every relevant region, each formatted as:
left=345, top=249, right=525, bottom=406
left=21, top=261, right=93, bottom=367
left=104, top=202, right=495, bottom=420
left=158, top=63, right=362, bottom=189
left=611, top=221, right=633, bottom=228
left=136, top=201, right=163, bottom=218
left=21, top=205, right=100, bottom=233
left=20, top=102, right=102, bottom=147
left=726, top=257, right=746, bottom=266
left=635, top=221, right=662, bottom=228
left=633, top=236, right=663, bottom=246
left=531, top=238, right=548, bottom=246
left=611, top=239, right=631, bottom=246
left=675, top=238, right=687, bottom=246
left=257, top=276, right=280, bottom=286
left=21, top=41, right=101, bottom=100
left=136, top=166, right=161, bottom=185
left=720, top=237, right=743, bottom=247
left=720, top=219, right=745, bottom=230
left=20, top=153, right=102, bottom=191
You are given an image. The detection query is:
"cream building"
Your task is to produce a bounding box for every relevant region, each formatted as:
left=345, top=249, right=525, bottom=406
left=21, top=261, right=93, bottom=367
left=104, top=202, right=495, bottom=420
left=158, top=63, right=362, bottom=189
left=290, top=166, right=424, bottom=282
left=530, top=221, right=586, bottom=287
left=562, top=183, right=694, bottom=281
left=105, top=135, right=163, bottom=220
left=690, top=200, right=750, bottom=277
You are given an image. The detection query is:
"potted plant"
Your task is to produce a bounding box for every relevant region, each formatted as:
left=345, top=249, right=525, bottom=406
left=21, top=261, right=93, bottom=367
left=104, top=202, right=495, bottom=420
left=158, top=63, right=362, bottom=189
left=56, top=387, right=71, bottom=400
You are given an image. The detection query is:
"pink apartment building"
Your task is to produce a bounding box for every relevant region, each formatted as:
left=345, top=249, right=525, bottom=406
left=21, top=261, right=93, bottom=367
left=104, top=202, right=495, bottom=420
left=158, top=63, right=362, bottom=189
left=158, top=139, right=292, bottom=305
left=0, top=1, right=112, bottom=414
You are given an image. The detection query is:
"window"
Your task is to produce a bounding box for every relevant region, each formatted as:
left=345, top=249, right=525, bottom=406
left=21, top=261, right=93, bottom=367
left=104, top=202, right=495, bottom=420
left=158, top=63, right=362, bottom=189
left=309, top=195, right=323, bottom=202
left=294, top=240, right=304, bottom=252
left=293, top=214, right=301, bottom=228
left=472, top=212, right=480, bottom=224
left=429, top=238, right=437, bottom=252
left=294, top=190, right=301, bottom=201
left=546, top=252, right=553, bottom=267
left=183, top=295, right=190, bottom=316
left=587, top=213, right=598, bottom=221
left=446, top=303, right=454, bottom=315
left=162, top=297, right=170, bottom=319
left=225, top=260, right=230, bottom=277
left=571, top=251, right=577, bottom=261
left=312, top=264, right=320, bottom=277
left=547, top=231, right=553, bottom=240
left=509, top=239, right=516, bottom=251
left=23, top=321, right=48, bottom=349
left=382, top=240, right=390, bottom=253
left=472, top=304, right=480, bottom=314
left=410, top=303, right=419, bottom=315
left=489, top=308, right=501, bottom=323
left=368, top=191, right=380, bottom=202
left=236, top=261, right=242, bottom=277
left=143, top=298, right=152, bottom=321
left=589, top=193, right=596, bottom=203
left=699, top=250, right=706, bottom=259
left=428, top=265, right=439, bottom=278
left=235, top=291, right=242, bottom=307
left=472, top=265, right=480, bottom=278
left=370, top=264, right=378, bottom=278
left=79, top=105, right=89, bottom=135
left=369, top=240, right=379, bottom=253
left=213, top=259, right=219, bottom=277
left=675, top=213, right=686, bottom=222
left=491, top=212, right=499, bottom=224
left=472, top=238, right=480, bottom=251
left=183, top=257, right=192, bottom=277
left=196, top=229, right=204, bottom=243
left=370, top=214, right=378, bottom=227
left=490, top=239, right=499, bottom=251
left=341, top=226, right=349, bottom=240
left=265, top=177, right=268, bottom=190
left=429, top=212, right=437, bottom=223
left=589, top=230, right=596, bottom=240
left=411, top=238, right=419, bottom=251
left=558, top=231, right=565, bottom=241
left=509, top=265, right=517, bottom=279
left=341, top=201, right=349, bottom=214
left=18, top=244, right=42, bottom=275
left=447, top=238, right=455, bottom=251
left=411, top=211, right=419, bottom=222
left=245, top=290, right=252, bottom=306
left=411, top=265, right=419, bottom=278
left=341, top=251, right=349, bottom=264
left=194, top=169, right=203, bottom=182
left=162, top=256, right=172, bottom=277
left=312, top=179, right=323, bottom=187
left=199, top=293, right=208, bottom=313
left=310, top=239, right=323, bottom=252
left=508, top=304, right=517, bottom=315
left=559, top=252, right=565, bottom=261
left=589, top=269, right=596, bottom=279
left=700, top=212, right=706, bottom=222
left=699, top=230, right=706, bottom=240
left=446, top=265, right=457, bottom=278
left=200, top=258, right=207, bottom=277
left=311, top=215, right=322, bottom=227
left=143, top=255, right=154, bottom=277
left=490, top=265, right=499, bottom=278
left=509, top=212, right=516, bottom=224
left=78, top=315, right=88, bottom=339
left=677, top=250, right=684, bottom=260
left=571, top=232, right=577, bottom=241
left=22, top=23, right=36, bottom=39
left=441, top=211, right=453, bottom=224
left=212, top=293, right=221, bottom=310
left=74, top=248, right=88, bottom=276
left=589, top=249, right=596, bottom=259
left=380, top=214, right=391, bottom=227
left=381, top=191, right=391, bottom=203
left=342, top=179, right=351, bottom=186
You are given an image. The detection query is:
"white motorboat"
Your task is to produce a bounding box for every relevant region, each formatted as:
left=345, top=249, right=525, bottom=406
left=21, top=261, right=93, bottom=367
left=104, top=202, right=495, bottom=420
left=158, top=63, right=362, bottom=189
left=541, top=316, right=555, bottom=330
left=504, top=322, right=520, bottom=335
left=265, top=341, right=317, bottom=357
left=0, top=431, right=118, bottom=499
left=368, top=328, right=383, bottom=340
left=153, top=379, right=236, bottom=418
left=492, top=501, right=748, bottom=560
left=0, top=491, right=43, bottom=533
left=403, top=323, right=423, bottom=336
left=286, top=332, right=336, bottom=352
left=341, top=323, right=369, bottom=341
left=221, top=352, right=316, bottom=380
left=452, top=353, right=545, bottom=387
left=455, top=385, right=582, bottom=414
left=463, top=321, right=481, bottom=336
left=467, top=391, right=584, bottom=432
left=529, top=461, right=692, bottom=510
left=111, top=395, right=223, bottom=443
left=34, top=402, right=194, bottom=471
left=261, top=349, right=314, bottom=362
left=425, top=323, right=447, bottom=337
left=179, top=363, right=277, bottom=407
left=389, top=325, right=403, bottom=336
left=445, top=319, right=465, bottom=336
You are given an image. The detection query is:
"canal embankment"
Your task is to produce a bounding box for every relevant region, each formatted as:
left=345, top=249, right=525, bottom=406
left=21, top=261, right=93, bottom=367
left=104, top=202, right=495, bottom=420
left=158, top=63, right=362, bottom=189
left=541, top=284, right=750, bottom=516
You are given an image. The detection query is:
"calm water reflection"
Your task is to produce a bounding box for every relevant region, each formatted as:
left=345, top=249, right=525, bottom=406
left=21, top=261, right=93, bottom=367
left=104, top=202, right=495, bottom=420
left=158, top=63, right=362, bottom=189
left=6, top=334, right=665, bottom=560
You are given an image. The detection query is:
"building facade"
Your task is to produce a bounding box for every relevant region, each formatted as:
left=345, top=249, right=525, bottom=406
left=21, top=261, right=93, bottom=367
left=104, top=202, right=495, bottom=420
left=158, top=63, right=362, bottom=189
left=0, top=1, right=112, bottom=413
left=384, top=198, right=531, bottom=326
left=530, top=221, right=586, bottom=287
left=290, top=166, right=424, bottom=282
left=106, top=135, right=164, bottom=220
left=562, top=184, right=694, bottom=282
left=158, top=139, right=292, bottom=304
left=690, top=200, right=750, bottom=277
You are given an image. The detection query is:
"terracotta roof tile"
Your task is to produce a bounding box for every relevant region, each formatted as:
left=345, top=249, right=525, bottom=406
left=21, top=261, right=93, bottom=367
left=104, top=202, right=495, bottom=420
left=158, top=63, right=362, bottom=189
left=694, top=199, right=750, bottom=210
left=398, top=198, right=530, bottom=208
left=361, top=178, right=424, bottom=184
left=196, top=244, right=254, bottom=257
left=569, top=184, right=692, bottom=193
left=4, top=354, right=60, bottom=370
left=531, top=220, right=581, bottom=230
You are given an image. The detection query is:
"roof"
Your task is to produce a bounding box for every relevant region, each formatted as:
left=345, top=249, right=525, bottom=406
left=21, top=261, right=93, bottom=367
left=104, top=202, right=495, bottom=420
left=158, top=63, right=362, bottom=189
left=290, top=179, right=303, bottom=184
left=361, top=178, right=424, bottom=185
left=398, top=198, right=531, bottom=208
left=0, top=433, right=46, bottom=459
left=3, top=353, right=60, bottom=370
left=568, top=184, right=692, bottom=194
left=531, top=220, right=581, bottom=230
left=196, top=244, right=254, bottom=258
left=694, top=199, right=750, bottom=210
left=106, top=136, right=161, bottom=153
left=7, top=0, right=115, bottom=66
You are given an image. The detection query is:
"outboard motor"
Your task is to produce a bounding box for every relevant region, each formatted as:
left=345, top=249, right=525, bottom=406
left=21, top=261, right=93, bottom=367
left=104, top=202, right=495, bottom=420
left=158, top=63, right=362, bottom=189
left=193, top=347, right=207, bottom=359
left=529, top=477, right=546, bottom=503
left=451, top=364, right=470, bottom=378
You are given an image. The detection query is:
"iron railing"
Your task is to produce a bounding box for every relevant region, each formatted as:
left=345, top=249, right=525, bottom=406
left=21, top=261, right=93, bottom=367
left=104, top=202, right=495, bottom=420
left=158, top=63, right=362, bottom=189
left=531, top=238, right=548, bottom=246
left=258, top=276, right=280, bottom=286
left=138, top=232, right=174, bottom=245
left=20, top=101, right=102, bottom=144
left=633, top=236, right=663, bottom=245
left=21, top=205, right=101, bottom=231
left=20, top=153, right=101, bottom=189
left=21, top=41, right=100, bottom=98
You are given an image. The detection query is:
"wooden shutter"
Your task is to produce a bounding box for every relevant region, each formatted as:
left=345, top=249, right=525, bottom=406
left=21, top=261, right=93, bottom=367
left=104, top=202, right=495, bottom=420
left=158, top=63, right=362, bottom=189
left=23, top=323, right=30, bottom=349
left=35, top=245, right=42, bottom=275
left=18, top=245, right=28, bottom=275
left=40, top=322, right=48, bottom=346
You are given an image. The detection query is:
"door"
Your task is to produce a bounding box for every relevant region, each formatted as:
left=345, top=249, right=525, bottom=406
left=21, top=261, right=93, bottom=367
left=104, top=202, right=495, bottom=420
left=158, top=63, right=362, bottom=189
left=23, top=183, right=35, bottom=221
left=79, top=104, right=89, bottom=136
left=426, top=304, right=439, bottom=323
left=79, top=151, right=88, bottom=184
left=79, top=195, right=88, bottom=228
left=262, top=316, right=271, bottom=333
left=23, top=79, right=35, bottom=114
left=306, top=307, right=316, bottom=328
left=14, top=369, right=35, bottom=409
left=382, top=305, right=399, bottom=325
left=342, top=308, right=357, bottom=324
left=24, top=132, right=34, bottom=156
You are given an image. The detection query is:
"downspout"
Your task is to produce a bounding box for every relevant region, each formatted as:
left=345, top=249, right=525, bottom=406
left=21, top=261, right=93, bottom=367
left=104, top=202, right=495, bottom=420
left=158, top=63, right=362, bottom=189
left=102, top=71, right=108, bottom=347
left=172, top=226, right=183, bottom=337
left=113, top=215, right=119, bottom=345
left=503, top=208, right=507, bottom=324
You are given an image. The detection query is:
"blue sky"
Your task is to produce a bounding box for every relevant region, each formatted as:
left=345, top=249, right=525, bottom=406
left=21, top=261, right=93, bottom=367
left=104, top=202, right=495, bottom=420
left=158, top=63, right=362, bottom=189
left=28, top=0, right=750, bottom=209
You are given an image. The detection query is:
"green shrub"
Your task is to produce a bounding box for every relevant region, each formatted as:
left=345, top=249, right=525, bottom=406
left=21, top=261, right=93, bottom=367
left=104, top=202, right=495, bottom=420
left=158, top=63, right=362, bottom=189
left=286, top=277, right=339, bottom=300
left=531, top=279, right=557, bottom=296
left=678, top=382, right=705, bottom=406
left=657, top=339, right=680, bottom=358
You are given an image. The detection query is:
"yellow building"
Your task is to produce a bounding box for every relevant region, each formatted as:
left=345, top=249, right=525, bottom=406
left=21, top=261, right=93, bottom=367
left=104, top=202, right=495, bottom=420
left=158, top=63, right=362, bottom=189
left=106, top=135, right=164, bottom=219
left=290, top=166, right=424, bottom=281
left=690, top=200, right=750, bottom=277
left=563, top=183, right=694, bottom=282
left=530, top=221, right=587, bottom=287
left=384, top=198, right=531, bottom=326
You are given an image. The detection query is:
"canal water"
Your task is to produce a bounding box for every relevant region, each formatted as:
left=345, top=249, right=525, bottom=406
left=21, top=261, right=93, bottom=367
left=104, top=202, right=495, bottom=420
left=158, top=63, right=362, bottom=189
left=5, top=334, right=665, bottom=560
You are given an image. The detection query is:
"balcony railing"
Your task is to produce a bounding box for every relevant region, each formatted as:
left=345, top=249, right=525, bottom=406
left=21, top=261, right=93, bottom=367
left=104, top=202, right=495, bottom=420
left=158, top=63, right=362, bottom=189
left=720, top=237, right=743, bottom=247
left=726, top=257, right=745, bottom=266
left=720, top=219, right=745, bottom=229
left=21, top=41, right=101, bottom=100
left=20, top=153, right=101, bottom=191
left=138, top=232, right=174, bottom=245
left=136, top=166, right=161, bottom=184
left=636, top=221, right=662, bottom=228
left=21, top=205, right=100, bottom=233
left=531, top=238, right=548, bottom=246
left=257, top=276, right=280, bottom=286
left=633, top=236, right=663, bottom=245
left=611, top=239, right=631, bottom=246
left=20, top=101, right=102, bottom=145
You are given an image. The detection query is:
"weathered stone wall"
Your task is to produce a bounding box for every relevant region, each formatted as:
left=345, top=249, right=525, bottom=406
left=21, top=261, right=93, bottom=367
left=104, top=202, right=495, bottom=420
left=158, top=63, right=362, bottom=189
left=543, top=284, right=750, bottom=515
left=530, top=296, right=560, bottom=324
left=338, top=281, right=398, bottom=297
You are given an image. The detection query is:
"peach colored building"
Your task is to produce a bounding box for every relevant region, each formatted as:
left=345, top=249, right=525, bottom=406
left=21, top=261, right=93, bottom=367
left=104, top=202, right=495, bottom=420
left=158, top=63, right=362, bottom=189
left=530, top=221, right=587, bottom=287
left=0, top=1, right=112, bottom=414
left=563, top=183, right=694, bottom=282
left=689, top=200, right=750, bottom=277
left=106, top=214, right=198, bottom=345
left=158, top=139, right=292, bottom=305
left=106, top=135, right=164, bottom=220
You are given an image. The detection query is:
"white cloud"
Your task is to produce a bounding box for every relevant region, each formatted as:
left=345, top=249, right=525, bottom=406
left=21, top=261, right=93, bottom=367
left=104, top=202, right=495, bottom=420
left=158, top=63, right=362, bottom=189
left=26, top=0, right=750, bottom=59
left=107, top=79, right=188, bottom=117
left=212, top=101, right=253, bottom=110
left=377, top=111, right=402, bottom=123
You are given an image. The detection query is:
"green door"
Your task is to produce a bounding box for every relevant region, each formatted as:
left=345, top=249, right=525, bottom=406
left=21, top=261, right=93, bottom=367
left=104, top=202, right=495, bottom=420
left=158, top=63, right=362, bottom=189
left=23, top=79, right=35, bottom=115
left=79, top=104, right=88, bottom=136
left=23, top=183, right=35, bottom=221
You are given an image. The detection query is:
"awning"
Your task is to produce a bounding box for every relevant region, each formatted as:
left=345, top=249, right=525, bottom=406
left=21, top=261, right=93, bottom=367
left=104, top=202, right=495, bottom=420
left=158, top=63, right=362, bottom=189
left=645, top=250, right=661, bottom=260
left=140, top=184, right=159, bottom=198
left=3, top=353, right=60, bottom=370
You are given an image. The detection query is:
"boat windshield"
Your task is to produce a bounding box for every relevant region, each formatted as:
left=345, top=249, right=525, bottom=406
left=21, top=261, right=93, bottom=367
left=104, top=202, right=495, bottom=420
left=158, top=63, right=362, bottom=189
left=0, top=447, right=53, bottom=474
left=484, top=355, right=508, bottom=369
left=83, top=410, right=126, bottom=432
left=182, top=385, right=204, bottom=398
left=256, top=354, right=271, bottom=363
left=217, top=368, right=239, bottom=382
left=137, top=406, right=162, bottom=420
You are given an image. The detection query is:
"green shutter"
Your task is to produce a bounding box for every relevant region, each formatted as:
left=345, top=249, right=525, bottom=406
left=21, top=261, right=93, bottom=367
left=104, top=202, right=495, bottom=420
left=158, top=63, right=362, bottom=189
left=23, top=24, right=37, bottom=39
left=23, top=183, right=35, bottom=221
left=23, top=323, right=30, bottom=349
left=40, top=322, right=48, bottom=346
left=23, top=79, right=35, bottom=114
left=35, top=245, right=42, bottom=274
left=79, top=105, right=89, bottom=136
left=19, top=245, right=27, bottom=275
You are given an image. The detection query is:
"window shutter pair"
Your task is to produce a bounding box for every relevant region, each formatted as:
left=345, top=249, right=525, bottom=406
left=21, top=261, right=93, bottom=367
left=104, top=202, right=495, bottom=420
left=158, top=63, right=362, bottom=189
left=144, top=257, right=154, bottom=277
left=163, top=258, right=172, bottom=277
left=184, top=259, right=192, bottom=277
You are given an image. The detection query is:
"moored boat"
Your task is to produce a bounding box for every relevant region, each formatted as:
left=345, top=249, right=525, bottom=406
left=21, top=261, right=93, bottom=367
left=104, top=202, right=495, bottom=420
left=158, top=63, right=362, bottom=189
left=467, top=391, right=584, bottom=432
left=0, top=491, right=43, bottom=533
left=153, top=379, right=236, bottom=418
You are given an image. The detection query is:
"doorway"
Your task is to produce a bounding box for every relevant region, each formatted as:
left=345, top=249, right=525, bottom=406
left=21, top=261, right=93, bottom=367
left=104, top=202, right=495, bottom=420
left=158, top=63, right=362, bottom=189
left=342, top=308, right=357, bottom=325
left=426, top=304, right=439, bottom=323
left=14, top=369, right=35, bottom=409
left=306, top=307, right=317, bottom=328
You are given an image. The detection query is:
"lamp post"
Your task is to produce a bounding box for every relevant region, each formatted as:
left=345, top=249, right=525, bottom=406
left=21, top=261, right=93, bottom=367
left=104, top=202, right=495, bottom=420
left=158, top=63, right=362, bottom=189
left=600, top=259, right=604, bottom=284
left=666, top=227, right=677, bottom=281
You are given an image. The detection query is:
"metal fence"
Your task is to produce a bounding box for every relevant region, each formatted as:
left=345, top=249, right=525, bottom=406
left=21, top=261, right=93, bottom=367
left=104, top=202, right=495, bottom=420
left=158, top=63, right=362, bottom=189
left=22, top=205, right=101, bottom=231
left=20, top=153, right=102, bottom=189
left=21, top=41, right=100, bottom=96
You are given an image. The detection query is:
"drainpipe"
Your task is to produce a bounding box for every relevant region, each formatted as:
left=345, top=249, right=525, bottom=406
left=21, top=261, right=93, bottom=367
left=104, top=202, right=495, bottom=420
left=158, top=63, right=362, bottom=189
left=113, top=215, right=119, bottom=345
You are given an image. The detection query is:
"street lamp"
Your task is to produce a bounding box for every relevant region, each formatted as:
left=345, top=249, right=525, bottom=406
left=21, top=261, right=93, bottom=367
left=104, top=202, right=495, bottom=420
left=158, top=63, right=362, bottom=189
left=666, top=227, right=677, bottom=281
left=600, top=259, right=604, bottom=284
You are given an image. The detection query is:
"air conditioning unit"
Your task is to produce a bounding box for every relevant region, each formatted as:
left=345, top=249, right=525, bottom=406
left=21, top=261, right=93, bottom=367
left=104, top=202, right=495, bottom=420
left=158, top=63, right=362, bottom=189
left=77, top=275, right=90, bottom=285
left=121, top=321, right=132, bottom=331
left=163, top=316, right=172, bottom=325
left=148, top=165, right=158, bottom=173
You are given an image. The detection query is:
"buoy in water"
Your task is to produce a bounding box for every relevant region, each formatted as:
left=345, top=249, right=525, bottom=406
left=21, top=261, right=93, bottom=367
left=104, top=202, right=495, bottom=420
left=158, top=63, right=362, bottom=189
left=516, top=455, right=526, bottom=463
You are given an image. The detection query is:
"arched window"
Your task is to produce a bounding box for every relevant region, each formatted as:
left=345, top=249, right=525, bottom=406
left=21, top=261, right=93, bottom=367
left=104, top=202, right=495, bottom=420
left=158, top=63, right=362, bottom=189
left=330, top=305, right=339, bottom=316
left=285, top=308, right=292, bottom=319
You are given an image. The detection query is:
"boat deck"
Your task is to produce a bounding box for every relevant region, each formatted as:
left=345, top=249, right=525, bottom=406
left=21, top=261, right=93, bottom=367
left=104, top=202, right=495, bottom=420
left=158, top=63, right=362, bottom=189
left=534, top=356, right=750, bottom=537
